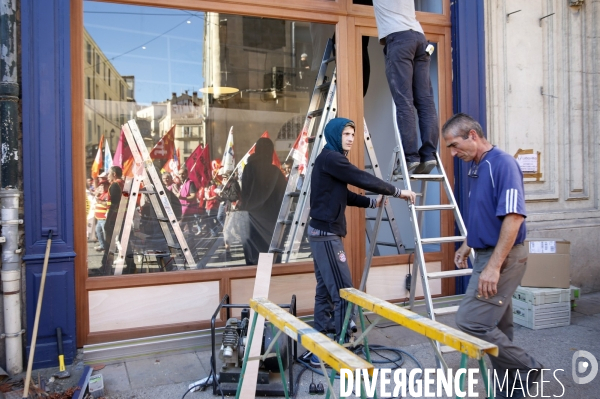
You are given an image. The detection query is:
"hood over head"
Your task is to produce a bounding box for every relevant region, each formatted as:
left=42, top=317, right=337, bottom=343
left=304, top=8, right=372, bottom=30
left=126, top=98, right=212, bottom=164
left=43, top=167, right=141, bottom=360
left=324, top=117, right=355, bottom=154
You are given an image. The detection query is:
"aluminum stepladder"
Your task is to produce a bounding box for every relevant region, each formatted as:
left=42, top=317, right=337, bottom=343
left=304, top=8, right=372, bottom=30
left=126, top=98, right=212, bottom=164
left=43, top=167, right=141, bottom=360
left=386, top=119, right=475, bottom=370
left=106, top=120, right=196, bottom=275
left=268, top=39, right=338, bottom=262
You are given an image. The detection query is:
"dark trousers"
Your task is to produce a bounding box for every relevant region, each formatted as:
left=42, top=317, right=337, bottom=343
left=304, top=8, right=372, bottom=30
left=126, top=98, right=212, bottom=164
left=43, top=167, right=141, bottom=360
left=456, top=245, right=542, bottom=388
left=309, top=234, right=353, bottom=341
left=384, top=30, right=439, bottom=163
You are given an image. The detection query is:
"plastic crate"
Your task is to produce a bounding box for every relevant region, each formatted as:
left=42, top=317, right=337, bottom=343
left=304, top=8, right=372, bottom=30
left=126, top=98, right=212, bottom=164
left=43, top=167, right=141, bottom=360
left=513, top=286, right=570, bottom=306
left=513, top=299, right=570, bottom=330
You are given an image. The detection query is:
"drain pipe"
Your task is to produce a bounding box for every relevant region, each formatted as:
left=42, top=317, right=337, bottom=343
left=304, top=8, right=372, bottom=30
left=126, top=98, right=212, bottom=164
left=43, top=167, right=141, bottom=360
left=0, top=0, right=24, bottom=375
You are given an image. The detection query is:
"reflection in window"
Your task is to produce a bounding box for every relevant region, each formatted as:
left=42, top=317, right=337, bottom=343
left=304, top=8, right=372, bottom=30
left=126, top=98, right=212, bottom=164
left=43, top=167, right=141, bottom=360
left=83, top=2, right=334, bottom=276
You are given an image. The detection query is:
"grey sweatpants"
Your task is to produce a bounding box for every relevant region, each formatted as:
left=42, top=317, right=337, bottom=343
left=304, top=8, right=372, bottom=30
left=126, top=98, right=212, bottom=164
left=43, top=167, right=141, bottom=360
left=456, top=244, right=542, bottom=374
left=309, top=234, right=353, bottom=339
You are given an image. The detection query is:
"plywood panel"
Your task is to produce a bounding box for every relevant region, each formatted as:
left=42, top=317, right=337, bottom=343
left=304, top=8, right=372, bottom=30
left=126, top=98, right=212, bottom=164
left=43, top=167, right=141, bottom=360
left=231, top=273, right=317, bottom=315
left=89, top=281, right=220, bottom=332
left=365, top=262, right=442, bottom=301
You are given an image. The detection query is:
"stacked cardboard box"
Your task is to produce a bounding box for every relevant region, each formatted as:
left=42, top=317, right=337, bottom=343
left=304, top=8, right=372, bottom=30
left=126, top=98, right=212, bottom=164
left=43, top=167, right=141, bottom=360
left=512, top=286, right=571, bottom=330
left=521, top=239, right=570, bottom=289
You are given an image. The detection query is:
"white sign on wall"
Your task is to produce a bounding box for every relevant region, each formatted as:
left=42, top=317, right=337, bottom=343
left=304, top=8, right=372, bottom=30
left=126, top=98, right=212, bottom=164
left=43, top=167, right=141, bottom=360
left=517, top=154, right=538, bottom=173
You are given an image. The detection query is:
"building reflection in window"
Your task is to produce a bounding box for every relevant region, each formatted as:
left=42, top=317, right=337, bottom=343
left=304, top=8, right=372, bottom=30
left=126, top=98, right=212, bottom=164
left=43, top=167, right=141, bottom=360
left=83, top=2, right=334, bottom=275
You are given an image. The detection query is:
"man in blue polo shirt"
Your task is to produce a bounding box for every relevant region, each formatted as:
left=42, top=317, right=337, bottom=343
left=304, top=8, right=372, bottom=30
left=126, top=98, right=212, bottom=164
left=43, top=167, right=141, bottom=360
left=442, top=113, right=543, bottom=399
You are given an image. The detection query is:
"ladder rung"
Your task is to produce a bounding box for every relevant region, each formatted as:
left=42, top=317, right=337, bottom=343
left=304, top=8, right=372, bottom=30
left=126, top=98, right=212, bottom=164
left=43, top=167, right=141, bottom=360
left=269, top=248, right=284, bottom=254
left=316, top=82, right=331, bottom=92
left=308, top=109, right=324, bottom=118
left=376, top=242, right=398, bottom=247
left=277, top=220, right=292, bottom=225
left=366, top=217, right=389, bottom=221
left=440, top=345, right=457, bottom=354
left=433, top=305, right=460, bottom=316
left=287, top=192, right=300, bottom=198
left=323, top=56, right=335, bottom=64
left=414, top=205, right=456, bottom=211
left=412, top=174, right=445, bottom=180
left=420, top=236, right=465, bottom=245
left=168, top=243, right=182, bottom=250
left=393, top=174, right=444, bottom=182
left=427, top=269, right=473, bottom=279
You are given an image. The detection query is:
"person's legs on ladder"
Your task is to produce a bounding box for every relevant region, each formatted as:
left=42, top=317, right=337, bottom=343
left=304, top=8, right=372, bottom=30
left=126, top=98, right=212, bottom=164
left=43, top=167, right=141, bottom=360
left=384, top=30, right=419, bottom=173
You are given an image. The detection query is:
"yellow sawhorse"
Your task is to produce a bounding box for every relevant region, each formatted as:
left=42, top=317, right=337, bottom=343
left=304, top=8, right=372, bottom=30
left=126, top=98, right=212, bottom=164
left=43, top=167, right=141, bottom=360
left=236, top=297, right=374, bottom=399
left=338, top=288, right=499, bottom=399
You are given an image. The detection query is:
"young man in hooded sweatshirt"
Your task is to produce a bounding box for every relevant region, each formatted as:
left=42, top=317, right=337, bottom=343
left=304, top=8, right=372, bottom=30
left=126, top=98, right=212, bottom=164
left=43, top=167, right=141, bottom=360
left=307, top=117, right=416, bottom=366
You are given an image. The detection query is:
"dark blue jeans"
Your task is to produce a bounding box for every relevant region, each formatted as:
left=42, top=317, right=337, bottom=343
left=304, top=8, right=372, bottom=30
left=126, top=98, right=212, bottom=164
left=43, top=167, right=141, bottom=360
left=384, top=30, right=439, bottom=163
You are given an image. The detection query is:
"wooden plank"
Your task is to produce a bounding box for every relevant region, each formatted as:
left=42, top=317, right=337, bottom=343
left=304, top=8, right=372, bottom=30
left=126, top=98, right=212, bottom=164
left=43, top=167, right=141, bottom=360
left=239, top=253, right=274, bottom=399
left=251, top=297, right=373, bottom=375
left=340, top=288, right=498, bottom=359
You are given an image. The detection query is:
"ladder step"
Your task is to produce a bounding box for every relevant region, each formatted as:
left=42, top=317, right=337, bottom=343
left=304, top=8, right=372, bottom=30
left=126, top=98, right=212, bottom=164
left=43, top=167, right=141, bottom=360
left=269, top=248, right=284, bottom=254
left=440, top=345, right=457, bottom=354
left=376, top=242, right=398, bottom=247
left=420, top=236, right=465, bottom=245
left=287, top=192, right=300, bottom=198
left=277, top=219, right=292, bottom=226
left=412, top=174, right=445, bottom=180
left=168, top=243, right=182, bottom=250
left=324, top=56, right=335, bottom=64
left=427, top=269, right=473, bottom=279
left=366, top=217, right=389, bottom=221
left=316, top=82, right=331, bottom=92
left=393, top=174, right=444, bottom=182
left=308, top=109, right=324, bottom=118
left=414, top=205, right=456, bottom=211
left=433, top=305, right=460, bottom=316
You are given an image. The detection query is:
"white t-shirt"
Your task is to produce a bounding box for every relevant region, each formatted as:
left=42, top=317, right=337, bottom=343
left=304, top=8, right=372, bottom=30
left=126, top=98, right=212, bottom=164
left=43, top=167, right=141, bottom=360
left=373, top=0, right=423, bottom=40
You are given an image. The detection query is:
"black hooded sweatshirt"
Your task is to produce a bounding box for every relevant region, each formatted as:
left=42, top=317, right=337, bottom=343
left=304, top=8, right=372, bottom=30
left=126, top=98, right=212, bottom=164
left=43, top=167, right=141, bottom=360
left=308, top=118, right=400, bottom=237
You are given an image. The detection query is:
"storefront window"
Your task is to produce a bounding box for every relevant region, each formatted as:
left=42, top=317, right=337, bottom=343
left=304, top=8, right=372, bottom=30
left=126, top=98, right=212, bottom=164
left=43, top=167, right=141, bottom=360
left=84, top=2, right=334, bottom=276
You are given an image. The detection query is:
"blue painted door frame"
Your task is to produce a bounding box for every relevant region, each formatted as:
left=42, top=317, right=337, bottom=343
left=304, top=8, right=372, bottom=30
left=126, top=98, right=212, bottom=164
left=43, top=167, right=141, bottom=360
left=18, top=0, right=485, bottom=366
left=450, top=0, right=487, bottom=293
left=21, top=0, right=77, bottom=369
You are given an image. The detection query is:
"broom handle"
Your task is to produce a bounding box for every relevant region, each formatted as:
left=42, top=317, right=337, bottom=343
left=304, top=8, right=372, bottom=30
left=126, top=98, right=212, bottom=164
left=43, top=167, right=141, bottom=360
left=23, top=230, right=53, bottom=398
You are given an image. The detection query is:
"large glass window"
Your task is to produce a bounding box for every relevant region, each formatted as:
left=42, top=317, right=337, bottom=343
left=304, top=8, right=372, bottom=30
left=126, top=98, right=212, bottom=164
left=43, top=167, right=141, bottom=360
left=84, top=2, right=334, bottom=276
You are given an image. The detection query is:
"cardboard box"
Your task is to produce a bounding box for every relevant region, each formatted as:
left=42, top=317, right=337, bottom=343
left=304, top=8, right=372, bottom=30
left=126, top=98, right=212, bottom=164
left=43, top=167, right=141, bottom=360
left=521, top=239, right=570, bottom=289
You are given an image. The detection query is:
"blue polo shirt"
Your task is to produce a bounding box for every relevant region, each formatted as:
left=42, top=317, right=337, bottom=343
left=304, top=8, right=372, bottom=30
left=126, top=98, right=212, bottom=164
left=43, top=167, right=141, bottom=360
left=466, top=147, right=527, bottom=249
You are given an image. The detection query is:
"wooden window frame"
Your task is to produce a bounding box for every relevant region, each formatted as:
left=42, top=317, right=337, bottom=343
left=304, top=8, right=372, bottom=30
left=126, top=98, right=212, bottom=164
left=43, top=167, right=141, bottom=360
left=72, top=0, right=452, bottom=345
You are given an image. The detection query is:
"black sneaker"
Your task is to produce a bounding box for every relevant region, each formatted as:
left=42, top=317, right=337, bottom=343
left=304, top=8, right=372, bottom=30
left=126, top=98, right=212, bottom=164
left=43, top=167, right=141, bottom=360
left=393, top=160, right=419, bottom=176
left=414, top=159, right=437, bottom=174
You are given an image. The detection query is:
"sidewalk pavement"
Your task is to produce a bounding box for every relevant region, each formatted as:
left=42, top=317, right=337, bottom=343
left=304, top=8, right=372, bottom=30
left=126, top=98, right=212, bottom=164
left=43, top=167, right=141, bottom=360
left=13, top=292, right=600, bottom=398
